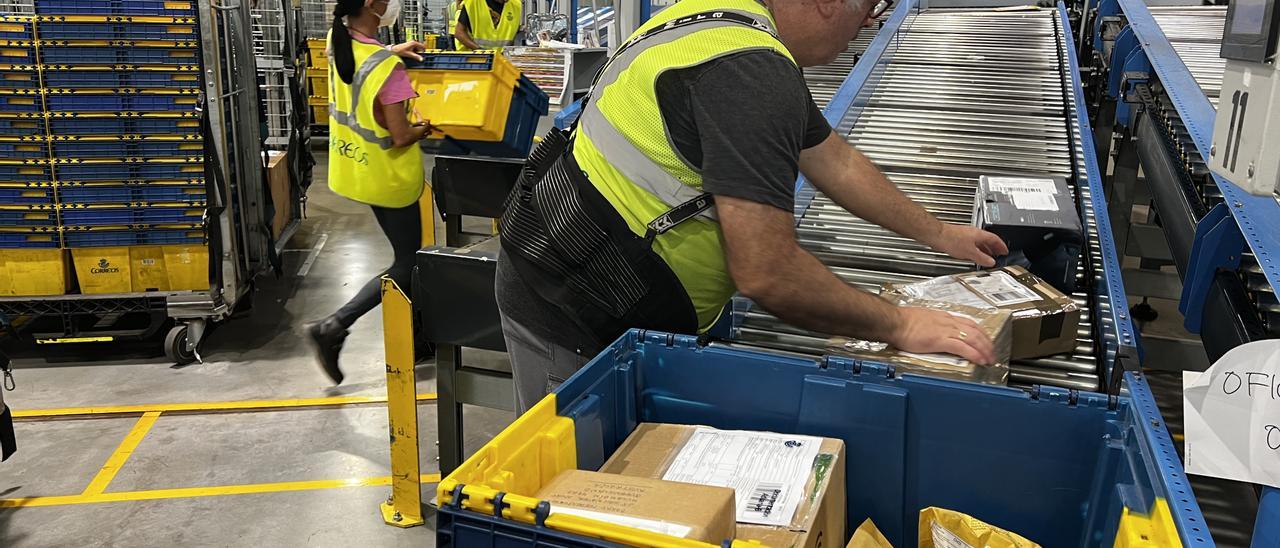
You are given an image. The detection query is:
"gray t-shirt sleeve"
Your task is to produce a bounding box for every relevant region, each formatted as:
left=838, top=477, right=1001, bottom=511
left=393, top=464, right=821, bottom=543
left=661, top=51, right=831, bottom=212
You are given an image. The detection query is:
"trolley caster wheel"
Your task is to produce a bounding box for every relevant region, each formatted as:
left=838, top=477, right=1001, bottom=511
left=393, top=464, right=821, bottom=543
left=165, top=325, right=197, bottom=365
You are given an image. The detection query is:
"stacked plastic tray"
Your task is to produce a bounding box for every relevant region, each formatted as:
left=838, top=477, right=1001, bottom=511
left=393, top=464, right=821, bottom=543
left=0, top=13, right=64, bottom=296
left=306, top=38, right=328, bottom=130
left=0, top=1, right=209, bottom=296
left=38, top=0, right=206, bottom=250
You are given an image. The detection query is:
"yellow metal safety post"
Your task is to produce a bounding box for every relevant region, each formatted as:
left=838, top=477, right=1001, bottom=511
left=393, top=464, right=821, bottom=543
left=380, top=277, right=425, bottom=528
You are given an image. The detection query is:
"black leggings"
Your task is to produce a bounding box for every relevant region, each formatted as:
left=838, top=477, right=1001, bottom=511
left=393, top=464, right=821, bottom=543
left=333, top=201, right=422, bottom=328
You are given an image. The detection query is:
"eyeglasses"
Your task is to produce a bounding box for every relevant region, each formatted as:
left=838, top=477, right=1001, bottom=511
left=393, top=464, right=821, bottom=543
left=869, top=0, right=894, bottom=19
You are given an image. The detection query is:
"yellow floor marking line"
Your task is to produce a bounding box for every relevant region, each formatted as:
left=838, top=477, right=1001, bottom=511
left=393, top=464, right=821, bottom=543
left=14, top=393, right=438, bottom=420
left=1, top=474, right=443, bottom=509
left=82, top=411, right=162, bottom=496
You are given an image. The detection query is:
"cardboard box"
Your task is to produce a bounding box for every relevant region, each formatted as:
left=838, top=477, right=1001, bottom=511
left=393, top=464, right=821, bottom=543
left=536, top=469, right=736, bottom=544
left=266, top=150, right=293, bottom=241
left=882, top=266, right=1080, bottom=359
left=601, top=423, right=846, bottom=548
left=827, top=300, right=1012, bottom=385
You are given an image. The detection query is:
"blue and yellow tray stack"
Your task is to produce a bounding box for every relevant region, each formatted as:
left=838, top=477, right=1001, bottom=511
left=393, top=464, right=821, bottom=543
left=0, top=0, right=208, bottom=297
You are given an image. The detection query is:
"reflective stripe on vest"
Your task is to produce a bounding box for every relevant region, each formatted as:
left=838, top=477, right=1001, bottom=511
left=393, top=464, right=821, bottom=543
left=459, top=0, right=520, bottom=50
left=329, top=49, right=396, bottom=150
left=569, top=0, right=794, bottom=330
left=325, top=34, right=425, bottom=208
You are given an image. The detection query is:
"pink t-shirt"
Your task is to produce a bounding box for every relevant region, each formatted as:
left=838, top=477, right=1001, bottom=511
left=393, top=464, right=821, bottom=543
left=350, top=31, right=417, bottom=105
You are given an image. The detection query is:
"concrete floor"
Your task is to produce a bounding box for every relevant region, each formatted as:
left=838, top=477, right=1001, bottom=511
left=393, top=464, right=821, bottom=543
left=0, top=149, right=516, bottom=547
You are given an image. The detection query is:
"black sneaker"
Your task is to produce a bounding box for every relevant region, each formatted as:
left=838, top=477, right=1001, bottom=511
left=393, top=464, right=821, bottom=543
left=306, top=318, right=348, bottom=384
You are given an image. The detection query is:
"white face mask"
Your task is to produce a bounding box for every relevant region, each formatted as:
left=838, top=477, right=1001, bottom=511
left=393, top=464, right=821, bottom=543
left=377, top=0, right=401, bottom=27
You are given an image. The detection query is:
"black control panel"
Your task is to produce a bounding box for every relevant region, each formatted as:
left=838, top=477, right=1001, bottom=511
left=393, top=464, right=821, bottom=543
left=1221, top=0, right=1279, bottom=63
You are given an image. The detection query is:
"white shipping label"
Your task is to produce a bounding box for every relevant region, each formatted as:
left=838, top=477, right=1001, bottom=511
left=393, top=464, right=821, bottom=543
left=662, top=428, right=822, bottom=527
left=931, top=521, right=976, bottom=548
left=551, top=506, right=693, bottom=539
left=986, top=177, right=1058, bottom=194
left=899, top=278, right=991, bottom=309
left=1010, top=192, right=1060, bottom=211
left=965, top=271, right=1040, bottom=306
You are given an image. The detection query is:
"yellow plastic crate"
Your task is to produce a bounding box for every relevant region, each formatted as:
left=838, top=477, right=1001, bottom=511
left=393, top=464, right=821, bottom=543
left=406, top=51, right=520, bottom=142
left=310, top=105, right=329, bottom=126
left=306, top=38, right=327, bottom=62
left=71, top=246, right=132, bottom=294
left=161, top=244, right=208, bottom=290
left=309, top=76, right=329, bottom=98
left=0, top=248, right=68, bottom=296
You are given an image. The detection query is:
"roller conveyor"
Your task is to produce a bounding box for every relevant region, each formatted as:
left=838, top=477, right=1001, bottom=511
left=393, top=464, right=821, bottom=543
left=735, top=6, right=1128, bottom=393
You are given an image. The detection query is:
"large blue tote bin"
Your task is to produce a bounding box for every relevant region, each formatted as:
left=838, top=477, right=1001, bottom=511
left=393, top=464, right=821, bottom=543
left=437, top=330, right=1212, bottom=547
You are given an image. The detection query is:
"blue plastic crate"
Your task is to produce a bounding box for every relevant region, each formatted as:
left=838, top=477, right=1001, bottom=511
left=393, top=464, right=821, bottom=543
left=0, top=140, right=46, bottom=159
left=56, top=184, right=205, bottom=204
left=63, top=227, right=204, bottom=247
left=0, top=163, right=51, bottom=182
left=0, top=94, right=42, bottom=112
left=43, top=70, right=200, bottom=89
left=34, top=21, right=198, bottom=41
left=39, top=46, right=198, bottom=65
left=51, top=139, right=203, bottom=158
left=46, top=115, right=199, bottom=135
left=0, top=116, right=44, bottom=136
left=0, top=71, right=39, bottom=89
left=60, top=205, right=205, bottom=226
left=0, top=19, right=34, bottom=40
left=424, top=75, right=549, bottom=159
left=438, top=330, right=1215, bottom=548
left=0, top=209, right=56, bottom=226
left=44, top=93, right=199, bottom=112
left=403, top=52, right=496, bottom=71
left=35, top=0, right=197, bottom=17
left=0, top=45, right=35, bottom=64
left=0, top=187, right=54, bottom=203
left=0, top=232, right=58, bottom=248
left=53, top=162, right=203, bottom=181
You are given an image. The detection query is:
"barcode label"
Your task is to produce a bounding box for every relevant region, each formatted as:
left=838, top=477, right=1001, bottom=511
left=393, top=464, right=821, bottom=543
left=965, top=271, right=1040, bottom=306
left=987, top=291, right=1025, bottom=304
left=986, top=176, right=1058, bottom=195
left=742, top=482, right=786, bottom=521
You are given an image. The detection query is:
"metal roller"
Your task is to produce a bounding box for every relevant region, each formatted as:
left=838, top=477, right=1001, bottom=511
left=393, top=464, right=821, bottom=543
left=734, top=8, right=1106, bottom=392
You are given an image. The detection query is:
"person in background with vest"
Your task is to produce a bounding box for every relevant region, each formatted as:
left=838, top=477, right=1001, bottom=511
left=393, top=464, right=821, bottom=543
left=453, top=0, right=522, bottom=50
left=306, top=0, right=433, bottom=385
left=497, top=0, right=1011, bottom=412
left=447, top=0, right=463, bottom=49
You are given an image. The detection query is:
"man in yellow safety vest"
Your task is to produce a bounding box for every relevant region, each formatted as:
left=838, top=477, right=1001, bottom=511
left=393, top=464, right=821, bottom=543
left=497, top=0, right=1009, bottom=412
left=453, top=0, right=521, bottom=50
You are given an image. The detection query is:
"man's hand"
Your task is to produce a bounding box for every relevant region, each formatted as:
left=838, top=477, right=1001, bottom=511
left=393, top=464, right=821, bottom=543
left=929, top=224, right=1008, bottom=267
left=888, top=307, right=997, bottom=365
left=388, top=41, right=426, bottom=61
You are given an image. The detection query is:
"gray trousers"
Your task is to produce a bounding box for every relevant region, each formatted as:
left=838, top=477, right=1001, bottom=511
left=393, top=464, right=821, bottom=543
left=499, top=313, right=590, bottom=414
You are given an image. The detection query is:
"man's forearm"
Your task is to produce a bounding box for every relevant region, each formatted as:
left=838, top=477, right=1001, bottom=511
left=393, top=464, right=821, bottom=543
left=454, top=27, right=480, bottom=50
left=739, top=243, right=902, bottom=341
left=804, top=133, right=946, bottom=246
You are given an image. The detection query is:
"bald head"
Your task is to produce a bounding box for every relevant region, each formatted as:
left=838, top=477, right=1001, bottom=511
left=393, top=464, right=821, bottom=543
left=766, top=0, right=880, bottom=67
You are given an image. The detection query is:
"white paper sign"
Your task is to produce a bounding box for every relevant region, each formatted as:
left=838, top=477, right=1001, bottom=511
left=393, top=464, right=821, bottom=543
left=551, top=506, right=693, bottom=538
left=662, top=427, right=822, bottom=526
left=1183, top=340, right=1280, bottom=489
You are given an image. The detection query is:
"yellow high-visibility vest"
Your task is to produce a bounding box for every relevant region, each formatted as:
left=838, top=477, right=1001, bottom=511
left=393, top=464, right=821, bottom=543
left=571, top=0, right=795, bottom=331
left=457, top=0, right=521, bottom=50
left=325, top=33, right=425, bottom=208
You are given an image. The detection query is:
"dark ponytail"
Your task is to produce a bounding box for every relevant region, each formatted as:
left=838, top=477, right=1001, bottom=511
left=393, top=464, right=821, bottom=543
left=331, top=0, right=365, bottom=84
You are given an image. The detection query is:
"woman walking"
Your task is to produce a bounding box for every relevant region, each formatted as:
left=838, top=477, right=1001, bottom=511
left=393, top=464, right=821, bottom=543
left=307, top=0, right=433, bottom=384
